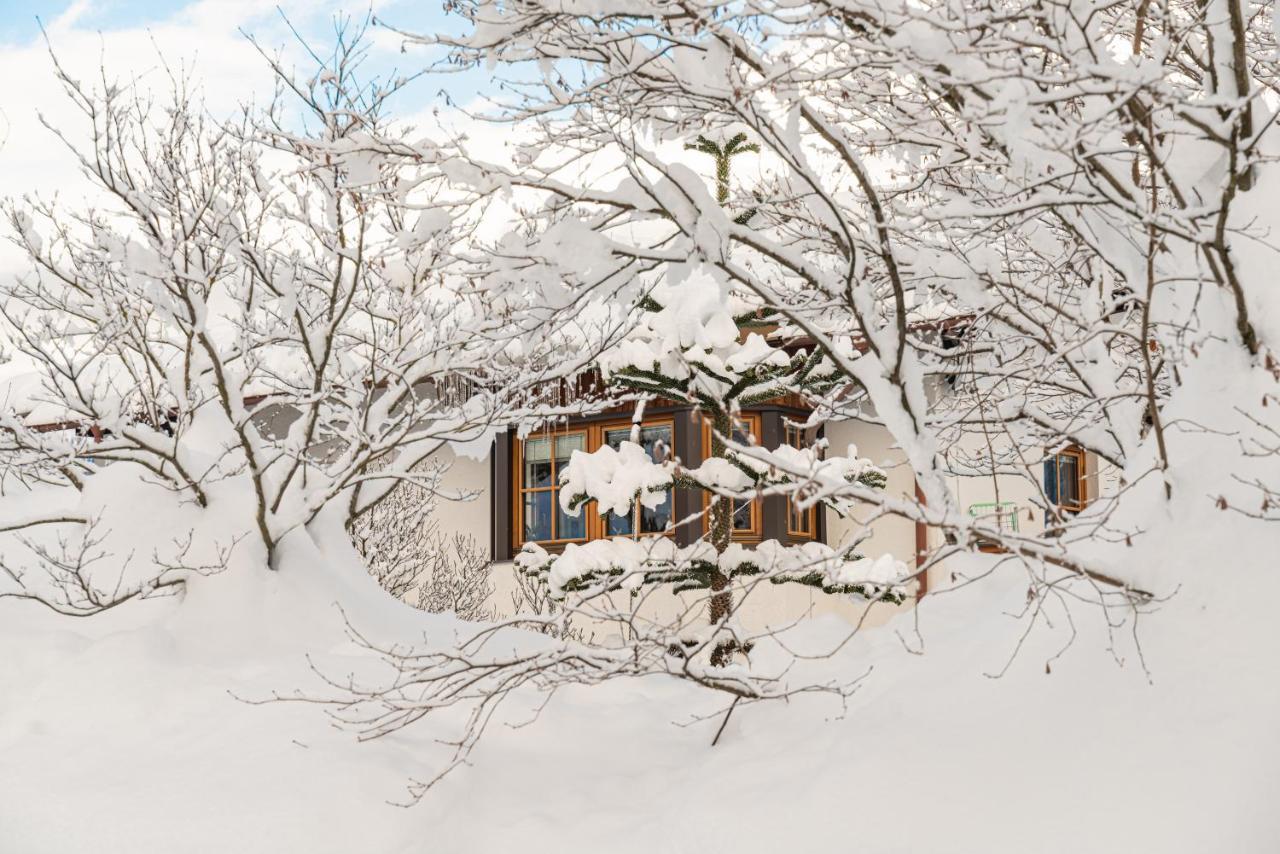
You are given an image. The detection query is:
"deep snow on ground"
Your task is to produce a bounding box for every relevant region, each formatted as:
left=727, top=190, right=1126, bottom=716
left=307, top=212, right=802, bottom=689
left=2, top=467, right=1278, bottom=854
left=2, top=353, right=1278, bottom=854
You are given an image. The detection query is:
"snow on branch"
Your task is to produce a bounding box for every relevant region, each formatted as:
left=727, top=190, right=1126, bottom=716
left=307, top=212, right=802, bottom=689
left=515, top=535, right=911, bottom=603
left=557, top=438, right=887, bottom=522
left=0, top=25, right=621, bottom=590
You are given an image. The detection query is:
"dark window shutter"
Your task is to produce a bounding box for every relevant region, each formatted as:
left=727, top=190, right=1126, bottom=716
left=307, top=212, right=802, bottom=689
left=672, top=409, right=701, bottom=547
left=1043, top=457, right=1059, bottom=506
left=759, top=410, right=787, bottom=542
left=815, top=424, right=827, bottom=544
left=491, top=430, right=513, bottom=561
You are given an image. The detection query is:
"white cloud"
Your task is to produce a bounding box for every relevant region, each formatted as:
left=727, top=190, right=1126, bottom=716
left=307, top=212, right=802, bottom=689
left=0, top=0, right=432, bottom=280
left=49, top=0, right=94, bottom=31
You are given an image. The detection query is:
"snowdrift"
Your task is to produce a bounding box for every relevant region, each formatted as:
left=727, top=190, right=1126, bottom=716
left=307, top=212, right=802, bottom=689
left=2, top=447, right=1277, bottom=854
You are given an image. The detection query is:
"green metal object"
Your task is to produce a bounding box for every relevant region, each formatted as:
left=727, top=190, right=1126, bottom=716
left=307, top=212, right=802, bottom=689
left=967, top=501, right=1019, bottom=533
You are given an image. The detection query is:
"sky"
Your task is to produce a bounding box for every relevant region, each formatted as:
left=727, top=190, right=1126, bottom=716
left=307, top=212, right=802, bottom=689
left=0, top=0, right=739, bottom=281
left=0, top=0, right=496, bottom=181
left=0, top=0, right=510, bottom=278
left=0, top=1, right=459, bottom=65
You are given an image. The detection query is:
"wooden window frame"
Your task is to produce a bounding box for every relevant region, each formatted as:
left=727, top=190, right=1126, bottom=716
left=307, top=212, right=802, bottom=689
left=784, top=422, right=817, bottom=539
left=699, top=412, right=763, bottom=541
left=1046, top=445, right=1088, bottom=513
left=597, top=419, right=677, bottom=541
left=508, top=407, right=825, bottom=553
left=512, top=427, right=591, bottom=548
left=512, top=417, right=676, bottom=551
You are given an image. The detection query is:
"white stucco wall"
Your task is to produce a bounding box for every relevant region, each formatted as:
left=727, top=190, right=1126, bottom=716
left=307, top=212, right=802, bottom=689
left=426, top=446, right=493, bottom=552
left=939, top=431, right=1115, bottom=540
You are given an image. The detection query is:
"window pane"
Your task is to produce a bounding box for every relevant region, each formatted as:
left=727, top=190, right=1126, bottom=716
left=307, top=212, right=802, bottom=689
left=640, top=491, right=671, bottom=533
left=790, top=506, right=812, bottom=534
left=557, top=502, right=586, bottom=540
left=554, top=433, right=586, bottom=467
left=1043, top=458, right=1059, bottom=504
left=524, top=437, right=553, bottom=487
left=605, top=426, right=671, bottom=463
left=602, top=426, right=672, bottom=536
left=523, top=490, right=552, bottom=542
left=733, top=498, right=752, bottom=531
left=553, top=434, right=587, bottom=539
left=787, top=424, right=812, bottom=534
left=641, top=426, right=671, bottom=462
left=1058, top=455, right=1080, bottom=504
left=605, top=510, right=635, bottom=537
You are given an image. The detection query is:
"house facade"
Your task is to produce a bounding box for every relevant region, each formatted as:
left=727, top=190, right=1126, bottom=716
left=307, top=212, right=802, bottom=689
left=1, top=357, right=1108, bottom=630
left=432, top=399, right=1108, bottom=630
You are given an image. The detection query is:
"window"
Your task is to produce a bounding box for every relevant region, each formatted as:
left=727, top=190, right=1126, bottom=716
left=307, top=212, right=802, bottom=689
left=509, top=410, right=826, bottom=552
left=700, top=412, right=762, bottom=539
left=785, top=423, right=817, bottom=538
left=516, top=431, right=588, bottom=545
left=602, top=424, right=673, bottom=537
left=513, top=420, right=674, bottom=548
left=1044, top=446, right=1087, bottom=513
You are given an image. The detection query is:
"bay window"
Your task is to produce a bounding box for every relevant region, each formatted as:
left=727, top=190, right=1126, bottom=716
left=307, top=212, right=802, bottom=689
left=500, top=405, right=821, bottom=558
left=514, top=420, right=674, bottom=548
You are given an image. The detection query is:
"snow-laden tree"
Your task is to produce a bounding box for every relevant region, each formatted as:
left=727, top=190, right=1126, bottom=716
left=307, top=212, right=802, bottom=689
left=301, top=131, right=918, bottom=799
left=0, top=27, right=611, bottom=614
left=518, top=135, right=909, bottom=665
left=303, top=0, right=1280, bottom=795
left=385, top=0, right=1280, bottom=589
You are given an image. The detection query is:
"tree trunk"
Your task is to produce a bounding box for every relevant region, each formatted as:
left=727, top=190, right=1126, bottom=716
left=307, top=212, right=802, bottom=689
left=708, top=409, right=734, bottom=665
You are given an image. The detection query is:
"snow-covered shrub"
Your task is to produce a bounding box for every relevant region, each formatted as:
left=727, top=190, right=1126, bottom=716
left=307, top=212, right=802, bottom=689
left=0, top=33, right=601, bottom=615
left=349, top=471, right=493, bottom=621
left=306, top=0, right=1280, bottom=797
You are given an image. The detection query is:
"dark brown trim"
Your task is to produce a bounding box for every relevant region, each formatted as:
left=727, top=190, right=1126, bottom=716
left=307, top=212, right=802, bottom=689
left=814, top=424, right=828, bottom=544
left=759, top=410, right=788, bottom=543
left=914, top=480, right=929, bottom=597
left=491, top=431, right=512, bottom=561
left=672, top=408, right=702, bottom=547
left=30, top=419, right=85, bottom=434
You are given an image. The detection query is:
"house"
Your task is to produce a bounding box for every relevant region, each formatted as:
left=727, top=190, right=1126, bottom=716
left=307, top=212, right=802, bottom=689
left=430, top=387, right=1110, bottom=630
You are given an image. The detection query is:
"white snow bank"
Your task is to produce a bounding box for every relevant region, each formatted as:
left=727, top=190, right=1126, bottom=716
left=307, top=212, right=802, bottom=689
left=3, top=513, right=1278, bottom=854
left=2, top=357, right=1279, bottom=853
